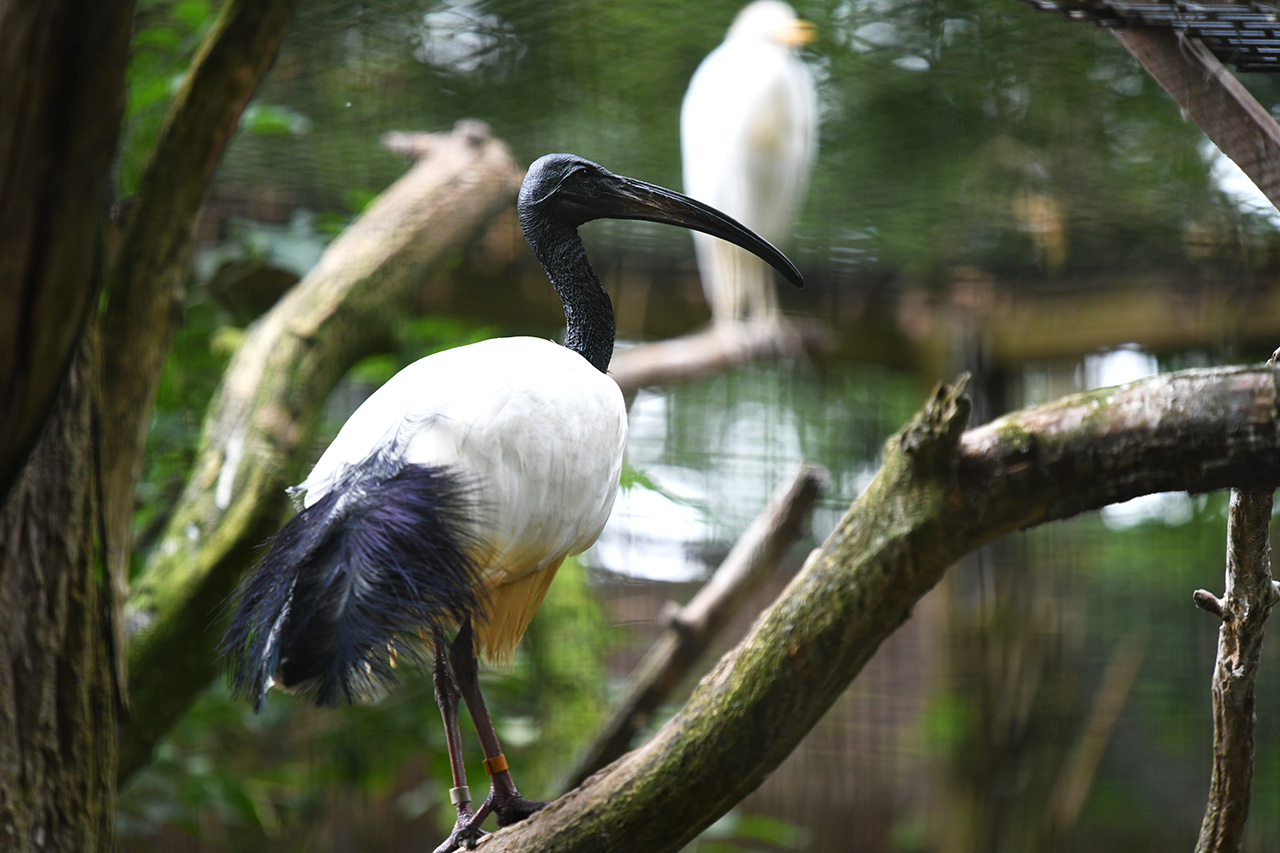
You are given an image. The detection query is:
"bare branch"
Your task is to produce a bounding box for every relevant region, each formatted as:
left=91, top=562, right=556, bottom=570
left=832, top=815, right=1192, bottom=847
left=1195, top=485, right=1278, bottom=853
left=1195, top=589, right=1227, bottom=619
left=1047, top=633, right=1147, bottom=836
left=610, top=320, right=832, bottom=398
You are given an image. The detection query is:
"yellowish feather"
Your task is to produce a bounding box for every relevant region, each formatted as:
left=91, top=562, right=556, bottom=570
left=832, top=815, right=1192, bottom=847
left=473, top=559, right=566, bottom=664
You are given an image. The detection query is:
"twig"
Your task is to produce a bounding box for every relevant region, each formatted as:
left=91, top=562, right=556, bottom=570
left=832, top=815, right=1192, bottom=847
left=562, top=465, right=827, bottom=790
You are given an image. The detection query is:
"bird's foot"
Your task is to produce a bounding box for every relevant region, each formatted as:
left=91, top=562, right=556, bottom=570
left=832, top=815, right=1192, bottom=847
left=478, top=757, right=547, bottom=828
left=432, top=799, right=490, bottom=853
left=429, top=788, right=545, bottom=851
left=432, top=816, right=488, bottom=853
left=493, top=795, right=547, bottom=828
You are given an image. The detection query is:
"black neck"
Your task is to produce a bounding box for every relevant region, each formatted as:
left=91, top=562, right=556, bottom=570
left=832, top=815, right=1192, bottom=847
left=522, top=219, right=616, bottom=373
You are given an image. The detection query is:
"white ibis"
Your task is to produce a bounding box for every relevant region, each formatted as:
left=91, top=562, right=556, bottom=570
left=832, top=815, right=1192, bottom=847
left=221, top=153, right=803, bottom=851
left=681, top=0, right=817, bottom=326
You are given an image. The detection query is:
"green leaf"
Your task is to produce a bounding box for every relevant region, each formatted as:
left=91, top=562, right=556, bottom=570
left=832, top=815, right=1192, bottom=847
left=240, top=103, right=312, bottom=137
left=172, top=0, right=212, bottom=31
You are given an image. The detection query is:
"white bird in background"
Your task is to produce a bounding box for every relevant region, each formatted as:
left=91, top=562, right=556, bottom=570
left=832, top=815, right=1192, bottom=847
left=682, top=0, right=818, bottom=327
left=221, top=154, right=803, bottom=853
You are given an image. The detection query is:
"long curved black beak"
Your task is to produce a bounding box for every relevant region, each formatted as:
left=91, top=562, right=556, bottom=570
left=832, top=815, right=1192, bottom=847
left=593, top=173, right=804, bottom=289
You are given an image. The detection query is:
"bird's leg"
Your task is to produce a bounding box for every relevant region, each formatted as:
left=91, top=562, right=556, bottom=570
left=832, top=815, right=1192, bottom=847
left=450, top=618, right=548, bottom=828
left=430, top=628, right=487, bottom=853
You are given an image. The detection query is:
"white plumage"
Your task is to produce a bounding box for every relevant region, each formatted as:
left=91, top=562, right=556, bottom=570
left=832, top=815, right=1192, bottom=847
left=298, top=336, right=627, bottom=660
left=681, top=0, right=817, bottom=324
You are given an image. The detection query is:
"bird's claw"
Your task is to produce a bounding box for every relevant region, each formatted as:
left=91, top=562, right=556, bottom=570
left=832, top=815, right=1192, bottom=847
left=494, top=796, right=547, bottom=828
left=432, top=817, right=488, bottom=853
left=433, top=793, right=545, bottom=850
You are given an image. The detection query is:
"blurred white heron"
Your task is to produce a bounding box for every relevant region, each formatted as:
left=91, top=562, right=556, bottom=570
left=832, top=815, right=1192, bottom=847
left=681, top=0, right=817, bottom=327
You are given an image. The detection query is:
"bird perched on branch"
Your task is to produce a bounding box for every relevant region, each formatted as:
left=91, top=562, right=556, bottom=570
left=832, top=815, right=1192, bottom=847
left=220, top=153, right=803, bottom=851
left=682, top=0, right=817, bottom=327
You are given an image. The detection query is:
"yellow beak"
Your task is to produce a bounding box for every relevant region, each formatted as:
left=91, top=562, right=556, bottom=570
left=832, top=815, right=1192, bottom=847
left=777, top=18, right=817, bottom=49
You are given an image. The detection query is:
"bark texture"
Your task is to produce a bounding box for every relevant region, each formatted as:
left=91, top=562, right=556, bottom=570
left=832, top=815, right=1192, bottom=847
left=2, top=3, right=303, bottom=843
left=0, top=338, right=116, bottom=851
left=0, top=3, right=134, bottom=850
left=0, top=0, right=133, bottom=502
left=1194, top=487, right=1278, bottom=853
left=468, top=366, right=1280, bottom=852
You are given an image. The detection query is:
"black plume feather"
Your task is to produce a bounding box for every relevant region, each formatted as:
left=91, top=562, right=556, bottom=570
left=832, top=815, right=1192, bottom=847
left=220, top=464, right=485, bottom=710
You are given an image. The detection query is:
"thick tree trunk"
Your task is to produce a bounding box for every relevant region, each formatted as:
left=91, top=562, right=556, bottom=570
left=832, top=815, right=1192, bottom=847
left=0, top=337, right=117, bottom=851
left=0, top=3, right=134, bottom=850
left=0, top=0, right=133, bottom=502
left=0, top=0, right=299, bottom=846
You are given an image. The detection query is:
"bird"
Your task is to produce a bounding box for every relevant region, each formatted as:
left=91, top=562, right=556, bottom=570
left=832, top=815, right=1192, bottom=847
left=681, top=0, right=817, bottom=327
left=220, top=153, right=803, bottom=852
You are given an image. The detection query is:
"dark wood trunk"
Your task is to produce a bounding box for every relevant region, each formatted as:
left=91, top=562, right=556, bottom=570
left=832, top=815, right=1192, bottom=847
left=0, top=338, right=117, bottom=852
left=0, top=0, right=133, bottom=503
left=0, top=3, right=133, bottom=849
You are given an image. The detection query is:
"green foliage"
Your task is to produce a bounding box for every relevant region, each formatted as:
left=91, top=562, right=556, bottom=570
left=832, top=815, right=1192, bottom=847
left=807, top=0, right=1259, bottom=279
left=239, top=102, right=313, bottom=136
left=217, top=0, right=1280, bottom=282
left=347, top=316, right=500, bottom=386
left=121, top=0, right=217, bottom=197
left=121, top=0, right=311, bottom=199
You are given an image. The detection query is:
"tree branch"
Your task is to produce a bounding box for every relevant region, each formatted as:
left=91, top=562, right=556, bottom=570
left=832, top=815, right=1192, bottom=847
left=1194, top=483, right=1278, bottom=852
left=563, top=464, right=827, bottom=790
left=610, top=320, right=832, bottom=399
left=118, top=124, right=521, bottom=782
left=474, top=365, right=1280, bottom=852
left=98, top=0, right=302, bottom=713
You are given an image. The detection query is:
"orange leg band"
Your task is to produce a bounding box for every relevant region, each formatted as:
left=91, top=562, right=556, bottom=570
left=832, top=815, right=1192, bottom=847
left=483, top=754, right=509, bottom=775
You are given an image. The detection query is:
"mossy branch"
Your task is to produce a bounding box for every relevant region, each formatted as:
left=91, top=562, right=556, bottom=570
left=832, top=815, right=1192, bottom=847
left=118, top=125, right=522, bottom=782
left=475, top=366, right=1280, bottom=852
left=98, top=0, right=302, bottom=714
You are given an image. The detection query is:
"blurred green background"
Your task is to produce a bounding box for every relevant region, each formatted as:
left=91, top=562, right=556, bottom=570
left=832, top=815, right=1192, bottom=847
left=118, top=0, right=1280, bottom=850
